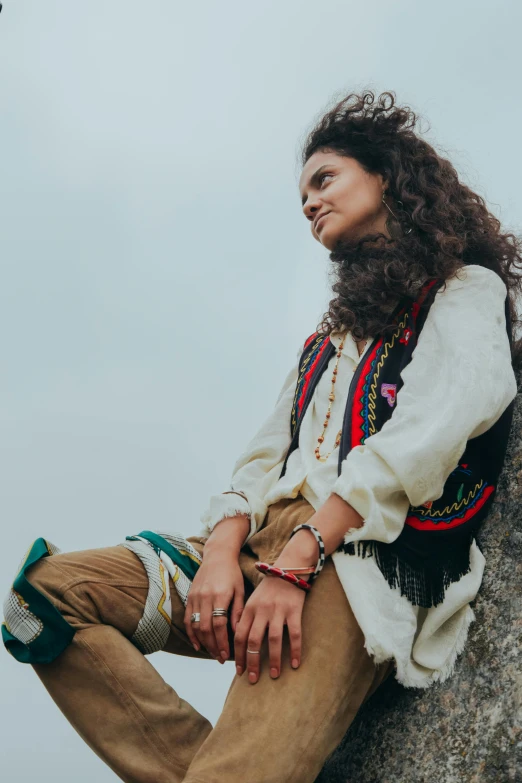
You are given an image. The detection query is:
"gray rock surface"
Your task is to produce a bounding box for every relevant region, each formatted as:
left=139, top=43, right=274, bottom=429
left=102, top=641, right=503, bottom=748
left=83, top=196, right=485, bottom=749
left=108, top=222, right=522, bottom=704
left=317, top=373, right=522, bottom=783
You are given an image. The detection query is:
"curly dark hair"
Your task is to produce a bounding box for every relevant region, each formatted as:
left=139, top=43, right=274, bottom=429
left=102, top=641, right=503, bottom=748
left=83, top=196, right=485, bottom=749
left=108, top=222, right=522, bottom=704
left=301, top=90, right=522, bottom=370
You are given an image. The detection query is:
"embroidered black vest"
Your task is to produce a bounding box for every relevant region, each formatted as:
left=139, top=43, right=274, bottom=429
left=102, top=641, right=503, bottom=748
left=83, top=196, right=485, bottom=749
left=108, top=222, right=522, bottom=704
left=279, top=276, right=515, bottom=608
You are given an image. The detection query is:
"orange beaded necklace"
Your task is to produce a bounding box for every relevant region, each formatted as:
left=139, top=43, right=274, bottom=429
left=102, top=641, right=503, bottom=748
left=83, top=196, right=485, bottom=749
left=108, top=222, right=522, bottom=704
left=314, top=334, right=368, bottom=462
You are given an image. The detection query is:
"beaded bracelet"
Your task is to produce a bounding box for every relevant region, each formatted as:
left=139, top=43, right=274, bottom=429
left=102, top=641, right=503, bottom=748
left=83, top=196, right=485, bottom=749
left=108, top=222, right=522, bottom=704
left=289, top=523, right=325, bottom=583
left=254, top=562, right=312, bottom=592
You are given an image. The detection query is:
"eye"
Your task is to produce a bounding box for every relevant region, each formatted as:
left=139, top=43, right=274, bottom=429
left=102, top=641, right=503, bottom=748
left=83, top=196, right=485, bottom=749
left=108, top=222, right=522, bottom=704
left=319, top=172, right=334, bottom=186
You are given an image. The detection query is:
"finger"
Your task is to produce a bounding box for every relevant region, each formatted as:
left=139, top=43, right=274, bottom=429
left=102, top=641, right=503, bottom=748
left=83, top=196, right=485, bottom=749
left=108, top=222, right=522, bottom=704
left=212, top=609, right=231, bottom=662
left=287, top=612, right=303, bottom=670
left=189, top=601, right=208, bottom=655
left=199, top=593, right=221, bottom=661
left=184, top=600, right=200, bottom=651
left=246, top=616, right=268, bottom=684
left=234, top=608, right=254, bottom=676
left=268, top=613, right=285, bottom=679
left=230, top=584, right=245, bottom=634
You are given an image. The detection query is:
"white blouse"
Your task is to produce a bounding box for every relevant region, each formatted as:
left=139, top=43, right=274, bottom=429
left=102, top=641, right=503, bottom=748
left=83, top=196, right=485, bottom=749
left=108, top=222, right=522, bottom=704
left=199, top=265, right=518, bottom=688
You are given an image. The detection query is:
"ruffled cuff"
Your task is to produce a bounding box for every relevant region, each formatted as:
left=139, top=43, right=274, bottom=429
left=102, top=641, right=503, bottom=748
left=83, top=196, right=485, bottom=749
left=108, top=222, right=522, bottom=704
left=332, top=444, right=410, bottom=546
left=199, top=491, right=256, bottom=544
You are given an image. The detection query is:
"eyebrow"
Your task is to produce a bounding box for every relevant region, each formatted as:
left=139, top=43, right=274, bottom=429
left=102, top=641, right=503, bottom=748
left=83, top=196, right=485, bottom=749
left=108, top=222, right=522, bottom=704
left=300, top=164, right=332, bottom=206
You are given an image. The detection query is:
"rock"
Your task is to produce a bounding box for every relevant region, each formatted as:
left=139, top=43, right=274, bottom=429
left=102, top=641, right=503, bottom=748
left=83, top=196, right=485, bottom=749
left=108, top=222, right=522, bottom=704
left=317, top=369, right=522, bottom=783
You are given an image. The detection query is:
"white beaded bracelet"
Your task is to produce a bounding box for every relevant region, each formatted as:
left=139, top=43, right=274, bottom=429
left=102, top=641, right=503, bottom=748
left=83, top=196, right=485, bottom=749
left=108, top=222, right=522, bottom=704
left=289, top=523, right=326, bottom=583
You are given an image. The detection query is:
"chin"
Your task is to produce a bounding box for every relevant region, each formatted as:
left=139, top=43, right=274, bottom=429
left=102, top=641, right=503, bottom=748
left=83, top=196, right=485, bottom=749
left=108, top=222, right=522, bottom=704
left=318, top=229, right=341, bottom=251
left=317, top=217, right=354, bottom=251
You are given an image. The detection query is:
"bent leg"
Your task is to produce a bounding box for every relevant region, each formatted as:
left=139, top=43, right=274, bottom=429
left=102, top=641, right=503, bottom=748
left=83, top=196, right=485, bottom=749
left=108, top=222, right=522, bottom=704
left=185, top=504, right=394, bottom=783
left=26, top=544, right=213, bottom=783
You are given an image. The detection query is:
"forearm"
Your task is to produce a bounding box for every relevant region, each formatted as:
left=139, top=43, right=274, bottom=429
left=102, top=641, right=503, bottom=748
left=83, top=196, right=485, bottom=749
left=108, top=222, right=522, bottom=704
left=203, top=514, right=251, bottom=560
left=273, top=493, right=364, bottom=568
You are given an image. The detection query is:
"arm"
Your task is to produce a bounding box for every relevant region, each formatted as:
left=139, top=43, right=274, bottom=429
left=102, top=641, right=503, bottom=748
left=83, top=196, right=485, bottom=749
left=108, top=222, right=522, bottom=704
left=276, top=265, right=518, bottom=567
left=203, top=514, right=251, bottom=559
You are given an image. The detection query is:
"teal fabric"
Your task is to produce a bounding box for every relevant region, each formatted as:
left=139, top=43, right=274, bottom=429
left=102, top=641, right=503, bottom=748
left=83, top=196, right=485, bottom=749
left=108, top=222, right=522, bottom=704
left=2, top=538, right=75, bottom=664
left=127, top=531, right=201, bottom=581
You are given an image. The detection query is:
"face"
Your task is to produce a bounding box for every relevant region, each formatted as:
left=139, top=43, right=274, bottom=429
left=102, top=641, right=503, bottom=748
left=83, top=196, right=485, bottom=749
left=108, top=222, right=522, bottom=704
left=299, top=150, right=390, bottom=251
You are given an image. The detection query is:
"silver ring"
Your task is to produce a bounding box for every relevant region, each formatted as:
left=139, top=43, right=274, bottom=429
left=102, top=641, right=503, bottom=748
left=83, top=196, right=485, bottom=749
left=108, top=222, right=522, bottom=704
left=211, top=608, right=228, bottom=617
left=190, top=613, right=201, bottom=623
left=247, top=649, right=260, bottom=655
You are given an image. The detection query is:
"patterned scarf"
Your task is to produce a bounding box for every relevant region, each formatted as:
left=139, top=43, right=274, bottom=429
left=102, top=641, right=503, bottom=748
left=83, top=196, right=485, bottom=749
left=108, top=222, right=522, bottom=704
left=2, top=531, right=202, bottom=663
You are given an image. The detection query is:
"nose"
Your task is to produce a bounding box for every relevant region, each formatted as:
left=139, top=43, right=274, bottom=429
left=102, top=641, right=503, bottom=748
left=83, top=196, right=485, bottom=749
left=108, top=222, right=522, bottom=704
left=302, top=196, right=321, bottom=224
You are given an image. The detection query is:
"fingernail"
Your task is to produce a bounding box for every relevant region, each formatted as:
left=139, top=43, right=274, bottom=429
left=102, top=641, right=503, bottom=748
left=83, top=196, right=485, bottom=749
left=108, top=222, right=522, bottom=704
left=193, top=643, right=199, bottom=651
left=221, top=650, right=228, bottom=661
left=292, top=658, right=299, bottom=669
left=248, top=671, right=257, bottom=683
left=270, top=667, right=278, bottom=679
left=236, top=665, right=243, bottom=676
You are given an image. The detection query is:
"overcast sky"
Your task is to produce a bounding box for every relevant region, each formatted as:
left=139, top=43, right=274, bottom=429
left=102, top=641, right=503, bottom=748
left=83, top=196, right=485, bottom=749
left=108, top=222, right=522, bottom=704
left=1, top=2, right=521, bottom=781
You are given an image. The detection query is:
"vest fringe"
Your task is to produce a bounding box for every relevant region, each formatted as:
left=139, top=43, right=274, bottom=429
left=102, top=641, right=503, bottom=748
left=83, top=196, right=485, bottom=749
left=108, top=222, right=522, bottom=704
left=338, top=537, right=475, bottom=608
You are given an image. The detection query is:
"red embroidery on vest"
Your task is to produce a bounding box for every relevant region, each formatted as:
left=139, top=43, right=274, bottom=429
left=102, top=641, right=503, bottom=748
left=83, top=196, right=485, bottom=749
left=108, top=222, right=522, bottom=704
left=400, top=327, right=412, bottom=345
left=297, top=337, right=330, bottom=418
left=381, top=383, right=397, bottom=407
left=406, top=484, right=495, bottom=531
left=304, top=332, right=317, bottom=350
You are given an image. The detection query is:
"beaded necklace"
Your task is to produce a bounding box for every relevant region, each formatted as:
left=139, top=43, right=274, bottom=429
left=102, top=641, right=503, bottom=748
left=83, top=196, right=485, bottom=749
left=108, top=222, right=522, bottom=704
left=314, top=334, right=368, bottom=462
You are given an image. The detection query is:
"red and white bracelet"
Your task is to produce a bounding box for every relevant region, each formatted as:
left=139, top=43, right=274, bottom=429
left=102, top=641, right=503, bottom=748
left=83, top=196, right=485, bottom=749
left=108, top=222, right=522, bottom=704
left=254, top=524, right=325, bottom=592
left=254, top=562, right=312, bottom=592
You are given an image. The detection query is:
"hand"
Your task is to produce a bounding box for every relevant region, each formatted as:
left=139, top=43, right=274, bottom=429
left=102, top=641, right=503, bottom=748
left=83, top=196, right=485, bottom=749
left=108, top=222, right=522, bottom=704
left=184, top=551, right=245, bottom=663
left=234, top=574, right=306, bottom=684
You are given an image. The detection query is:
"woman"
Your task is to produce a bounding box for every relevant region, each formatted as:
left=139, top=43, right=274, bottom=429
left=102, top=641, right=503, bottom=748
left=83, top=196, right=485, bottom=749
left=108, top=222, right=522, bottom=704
left=3, top=90, right=521, bottom=783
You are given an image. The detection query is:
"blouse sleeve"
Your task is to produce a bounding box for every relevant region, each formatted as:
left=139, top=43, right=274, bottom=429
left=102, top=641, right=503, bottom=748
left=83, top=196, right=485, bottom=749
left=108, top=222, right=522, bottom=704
left=331, top=264, right=518, bottom=546
left=199, top=341, right=304, bottom=544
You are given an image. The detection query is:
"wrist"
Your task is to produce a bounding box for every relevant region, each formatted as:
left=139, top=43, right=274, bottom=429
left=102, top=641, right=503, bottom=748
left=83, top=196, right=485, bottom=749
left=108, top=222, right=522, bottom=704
left=273, top=531, right=318, bottom=570
left=203, top=544, right=240, bottom=564
left=204, top=514, right=250, bottom=560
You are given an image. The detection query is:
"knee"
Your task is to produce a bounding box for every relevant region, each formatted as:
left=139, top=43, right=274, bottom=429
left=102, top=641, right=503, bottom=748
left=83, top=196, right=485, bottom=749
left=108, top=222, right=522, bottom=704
left=3, top=540, right=76, bottom=665
left=25, top=558, right=67, bottom=606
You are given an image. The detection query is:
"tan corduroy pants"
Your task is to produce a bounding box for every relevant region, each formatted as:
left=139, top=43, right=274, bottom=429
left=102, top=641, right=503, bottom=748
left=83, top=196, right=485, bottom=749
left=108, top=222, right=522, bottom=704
left=26, top=495, right=393, bottom=783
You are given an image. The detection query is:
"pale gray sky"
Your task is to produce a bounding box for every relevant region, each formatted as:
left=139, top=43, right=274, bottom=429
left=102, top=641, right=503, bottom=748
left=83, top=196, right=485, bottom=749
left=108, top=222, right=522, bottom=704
left=1, top=1, right=521, bottom=780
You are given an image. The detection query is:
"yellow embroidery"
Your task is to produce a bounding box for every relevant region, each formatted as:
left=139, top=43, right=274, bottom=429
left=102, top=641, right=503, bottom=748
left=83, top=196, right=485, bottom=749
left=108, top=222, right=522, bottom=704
left=291, top=334, right=325, bottom=432
left=413, top=480, right=484, bottom=517
left=366, top=313, right=409, bottom=437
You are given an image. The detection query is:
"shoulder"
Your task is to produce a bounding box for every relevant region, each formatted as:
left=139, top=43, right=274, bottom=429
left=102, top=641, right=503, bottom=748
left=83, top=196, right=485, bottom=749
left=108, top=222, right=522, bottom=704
left=303, top=331, right=320, bottom=350
left=419, top=265, right=510, bottom=346
left=440, top=264, right=507, bottom=300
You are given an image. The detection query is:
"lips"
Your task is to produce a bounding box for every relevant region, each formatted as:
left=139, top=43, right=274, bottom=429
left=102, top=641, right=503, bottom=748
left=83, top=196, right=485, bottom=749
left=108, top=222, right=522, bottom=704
left=314, top=212, right=331, bottom=232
